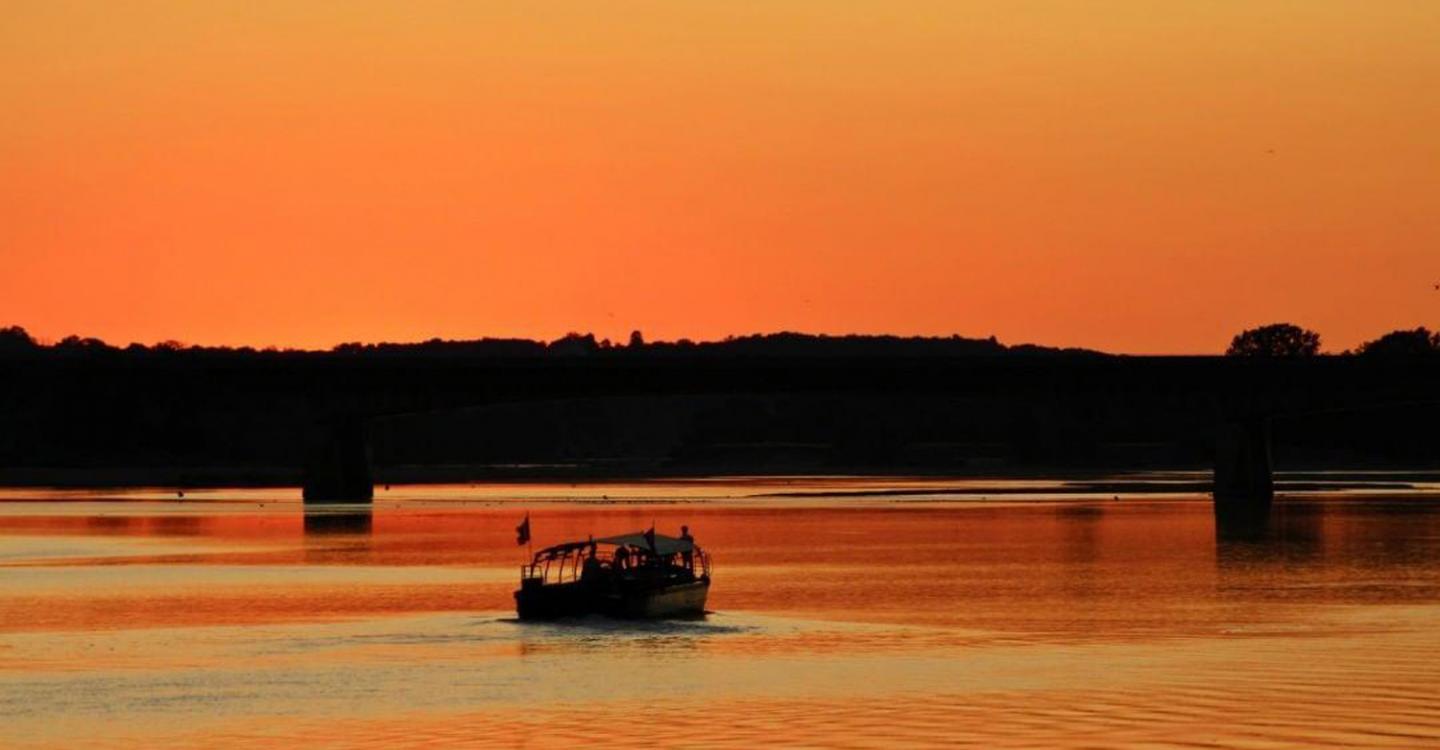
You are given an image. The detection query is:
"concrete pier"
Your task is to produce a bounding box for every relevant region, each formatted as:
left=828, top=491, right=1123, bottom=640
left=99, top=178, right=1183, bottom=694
left=1213, top=417, right=1273, bottom=534
left=303, top=418, right=373, bottom=503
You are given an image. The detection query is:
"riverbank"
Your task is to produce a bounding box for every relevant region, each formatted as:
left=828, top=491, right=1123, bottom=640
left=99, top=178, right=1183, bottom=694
left=2, top=464, right=1438, bottom=494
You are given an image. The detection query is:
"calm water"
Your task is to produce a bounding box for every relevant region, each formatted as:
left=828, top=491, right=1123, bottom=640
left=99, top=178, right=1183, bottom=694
left=2, top=477, right=1439, bottom=748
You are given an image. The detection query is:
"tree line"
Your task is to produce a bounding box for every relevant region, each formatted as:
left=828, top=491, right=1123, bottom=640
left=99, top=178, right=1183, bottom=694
left=2, top=322, right=1436, bottom=359
left=1226, top=323, right=1440, bottom=358
left=0, top=327, right=1086, bottom=360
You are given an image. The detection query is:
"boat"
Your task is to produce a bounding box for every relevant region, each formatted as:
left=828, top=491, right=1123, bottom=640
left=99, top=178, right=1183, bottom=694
left=514, top=529, right=711, bottom=620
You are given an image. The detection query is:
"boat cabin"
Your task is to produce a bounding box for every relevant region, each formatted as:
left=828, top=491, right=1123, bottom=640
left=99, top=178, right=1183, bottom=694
left=520, top=532, right=710, bottom=586
left=516, top=530, right=712, bottom=619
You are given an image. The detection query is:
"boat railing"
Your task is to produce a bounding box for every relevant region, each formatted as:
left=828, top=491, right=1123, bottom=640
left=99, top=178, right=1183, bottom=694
left=522, top=549, right=612, bottom=585
left=521, top=546, right=711, bottom=585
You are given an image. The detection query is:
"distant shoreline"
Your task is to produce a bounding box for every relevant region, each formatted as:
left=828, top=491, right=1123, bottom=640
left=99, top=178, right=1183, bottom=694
left=0, top=463, right=1072, bottom=489
left=2, top=464, right=1436, bottom=493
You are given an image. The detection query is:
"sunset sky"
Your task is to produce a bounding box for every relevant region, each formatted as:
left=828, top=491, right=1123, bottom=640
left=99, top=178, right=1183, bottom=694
left=3, top=1, right=1436, bottom=353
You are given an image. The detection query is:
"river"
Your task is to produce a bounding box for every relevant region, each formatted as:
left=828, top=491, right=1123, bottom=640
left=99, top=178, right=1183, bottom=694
left=2, top=476, right=1439, bottom=748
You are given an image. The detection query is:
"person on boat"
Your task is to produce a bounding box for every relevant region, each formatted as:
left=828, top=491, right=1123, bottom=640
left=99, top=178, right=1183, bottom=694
left=680, top=525, right=694, bottom=570
left=581, top=543, right=602, bottom=581
left=614, top=545, right=630, bottom=571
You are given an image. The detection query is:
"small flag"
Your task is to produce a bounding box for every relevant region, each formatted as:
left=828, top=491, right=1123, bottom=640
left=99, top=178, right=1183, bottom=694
left=516, top=514, right=531, bottom=546
left=643, top=523, right=656, bottom=553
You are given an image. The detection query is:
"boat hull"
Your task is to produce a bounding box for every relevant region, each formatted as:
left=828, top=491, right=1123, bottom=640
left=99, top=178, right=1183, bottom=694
left=514, top=578, right=710, bottom=621
left=602, top=579, right=709, bottom=619
left=514, top=580, right=592, bottom=621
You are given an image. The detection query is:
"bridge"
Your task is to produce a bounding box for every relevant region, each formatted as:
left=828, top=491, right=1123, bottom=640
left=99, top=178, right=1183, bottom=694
left=2, top=352, right=1436, bottom=530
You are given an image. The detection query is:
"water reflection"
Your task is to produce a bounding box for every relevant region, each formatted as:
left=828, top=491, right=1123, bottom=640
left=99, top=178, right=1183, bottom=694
left=302, top=506, right=374, bottom=565
left=3, top=487, right=1440, bottom=749
left=1214, top=499, right=1440, bottom=608
left=1055, top=504, right=1103, bottom=600
left=1214, top=501, right=1274, bottom=542
left=303, top=506, right=373, bottom=536
left=81, top=514, right=206, bottom=536
left=513, top=613, right=739, bottom=657
left=1216, top=502, right=1326, bottom=559
left=1215, top=503, right=1326, bottom=600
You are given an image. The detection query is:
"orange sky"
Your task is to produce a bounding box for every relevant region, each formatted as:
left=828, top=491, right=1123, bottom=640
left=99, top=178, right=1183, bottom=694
left=3, top=1, right=1436, bottom=353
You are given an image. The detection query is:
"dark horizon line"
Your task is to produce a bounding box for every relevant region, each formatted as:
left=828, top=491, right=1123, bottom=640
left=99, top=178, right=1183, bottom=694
left=0, top=325, right=1097, bottom=355
left=2, top=322, right=1436, bottom=359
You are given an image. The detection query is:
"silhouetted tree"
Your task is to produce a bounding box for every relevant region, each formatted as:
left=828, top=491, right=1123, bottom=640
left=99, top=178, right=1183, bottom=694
left=0, top=325, right=1090, bottom=360
left=548, top=332, right=600, bottom=356
left=1226, top=323, right=1321, bottom=357
left=0, top=325, right=36, bottom=352
left=55, top=335, right=112, bottom=352
left=1356, top=327, right=1440, bottom=357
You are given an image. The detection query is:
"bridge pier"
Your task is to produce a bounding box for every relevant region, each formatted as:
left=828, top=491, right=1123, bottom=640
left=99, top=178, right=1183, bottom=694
left=1213, top=417, right=1273, bottom=534
left=303, top=418, right=374, bottom=503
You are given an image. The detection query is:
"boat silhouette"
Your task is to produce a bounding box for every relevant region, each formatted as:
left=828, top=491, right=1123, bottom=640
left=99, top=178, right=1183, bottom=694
left=515, top=529, right=711, bottom=620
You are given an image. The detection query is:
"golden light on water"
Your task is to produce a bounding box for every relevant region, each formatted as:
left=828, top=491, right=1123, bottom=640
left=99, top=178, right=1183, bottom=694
left=3, top=483, right=1439, bottom=747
